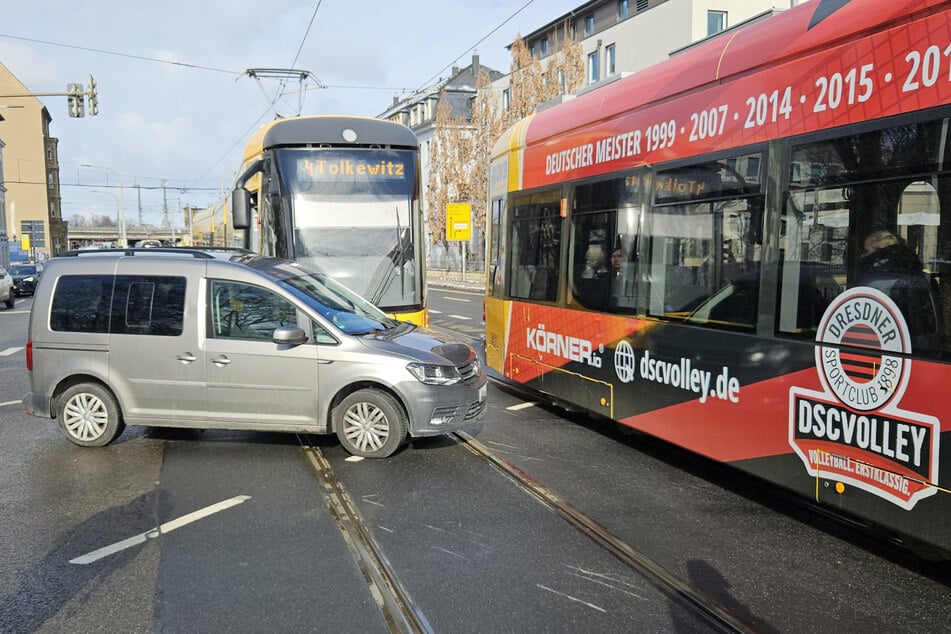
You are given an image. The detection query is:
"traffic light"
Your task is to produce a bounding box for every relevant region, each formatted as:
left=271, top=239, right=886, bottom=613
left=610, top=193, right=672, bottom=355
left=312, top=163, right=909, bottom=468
left=87, top=74, right=98, bottom=116
left=67, top=83, right=85, bottom=118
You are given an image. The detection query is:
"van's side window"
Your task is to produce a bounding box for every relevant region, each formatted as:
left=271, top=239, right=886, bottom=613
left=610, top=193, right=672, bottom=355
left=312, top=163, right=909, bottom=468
left=210, top=281, right=298, bottom=341
left=51, top=275, right=114, bottom=333
left=111, top=276, right=186, bottom=336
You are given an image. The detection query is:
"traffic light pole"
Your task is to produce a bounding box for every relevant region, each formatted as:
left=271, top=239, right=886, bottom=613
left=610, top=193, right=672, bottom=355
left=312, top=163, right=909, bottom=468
left=0, top=75, right=99, bottom=118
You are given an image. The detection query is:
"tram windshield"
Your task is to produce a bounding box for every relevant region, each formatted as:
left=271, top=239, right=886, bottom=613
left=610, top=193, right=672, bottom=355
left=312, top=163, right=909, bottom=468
left=273, top=147, right=420, bottom=311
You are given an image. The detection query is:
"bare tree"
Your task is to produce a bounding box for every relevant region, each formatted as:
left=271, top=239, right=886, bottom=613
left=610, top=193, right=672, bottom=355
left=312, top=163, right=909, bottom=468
left=426, top=26, right=583, bottom=264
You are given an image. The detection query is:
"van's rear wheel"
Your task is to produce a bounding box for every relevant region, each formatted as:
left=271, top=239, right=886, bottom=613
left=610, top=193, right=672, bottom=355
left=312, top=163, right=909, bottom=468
left=334, top=389, right=407, bottom=458
left=3, top=289, right=13, bottom=309
left=57, top=383, right=125, bottom=447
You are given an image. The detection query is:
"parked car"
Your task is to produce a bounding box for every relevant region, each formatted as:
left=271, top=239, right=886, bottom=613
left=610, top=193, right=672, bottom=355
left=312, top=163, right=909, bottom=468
left=0, top=267, right=14, bottom=309
left=9, top=263, right=41, bottom=296
left=23, top=248, right=487, bottom=457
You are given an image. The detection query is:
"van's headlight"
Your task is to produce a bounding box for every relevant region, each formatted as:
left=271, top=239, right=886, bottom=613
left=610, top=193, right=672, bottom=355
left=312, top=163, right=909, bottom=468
left=406, top=362, right=462, bottom=385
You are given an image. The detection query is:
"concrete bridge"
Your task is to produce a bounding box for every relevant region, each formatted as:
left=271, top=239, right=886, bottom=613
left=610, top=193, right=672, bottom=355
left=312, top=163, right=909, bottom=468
left=66, top=225, right=190, bottom=249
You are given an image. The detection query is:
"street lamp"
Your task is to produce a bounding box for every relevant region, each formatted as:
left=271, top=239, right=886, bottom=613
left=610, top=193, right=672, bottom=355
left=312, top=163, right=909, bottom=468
left=90, top=190, right=122, bottom=247
left=82, top=163, right=127, bottom=247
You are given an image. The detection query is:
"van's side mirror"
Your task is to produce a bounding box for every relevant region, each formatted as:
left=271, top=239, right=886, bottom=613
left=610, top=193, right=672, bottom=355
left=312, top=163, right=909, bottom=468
left=232, top=188, right=250, bottom=230
left=273, top=326, right=307, bottom=347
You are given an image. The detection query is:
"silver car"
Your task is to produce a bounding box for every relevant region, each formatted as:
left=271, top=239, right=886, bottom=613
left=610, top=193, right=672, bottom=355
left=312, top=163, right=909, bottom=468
left=23, top=250, right=487, bottom=457
left=0, top=266, right=14, bottom=309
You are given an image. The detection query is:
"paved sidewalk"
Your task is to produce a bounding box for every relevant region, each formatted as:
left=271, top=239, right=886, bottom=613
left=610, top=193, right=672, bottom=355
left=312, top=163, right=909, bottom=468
left=427, top=269, right=485, bottom=292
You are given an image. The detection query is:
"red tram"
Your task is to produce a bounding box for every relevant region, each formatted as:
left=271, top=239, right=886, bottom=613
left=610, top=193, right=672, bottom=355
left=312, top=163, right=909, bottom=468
left=484, top=0, right=951, bottom=556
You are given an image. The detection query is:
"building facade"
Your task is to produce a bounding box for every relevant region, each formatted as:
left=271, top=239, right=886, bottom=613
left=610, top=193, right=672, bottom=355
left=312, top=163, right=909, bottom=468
left=506, top=0, right=799, bottom=98
left=0, top=62, right=67, bottom=263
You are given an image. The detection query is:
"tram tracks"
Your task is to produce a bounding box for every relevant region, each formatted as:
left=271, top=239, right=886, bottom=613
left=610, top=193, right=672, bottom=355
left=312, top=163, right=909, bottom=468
left=300, top=437, right=433, bottom=634
left=299, top=431, right=753, bottom=634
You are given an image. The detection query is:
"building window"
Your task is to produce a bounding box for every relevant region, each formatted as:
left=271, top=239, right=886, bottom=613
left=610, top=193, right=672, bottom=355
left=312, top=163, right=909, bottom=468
left=48, top=174, right=54, bottom=189
left=587, top=51, right=600, bottom=83
left=606, top=44, right=616, bottom=76
left=618, top=0, right=629, bottom=20
left=708, top=10, right=727, bottom=36
left=502, top=89, right=511, bottom=111
left=540, top=36, right=549, bottom=58
left=584, top=15, right=595, bottom=36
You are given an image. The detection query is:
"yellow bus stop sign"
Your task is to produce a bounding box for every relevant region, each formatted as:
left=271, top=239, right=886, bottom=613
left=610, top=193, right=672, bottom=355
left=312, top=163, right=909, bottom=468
left=20, top=234, right=31, bottom=251
left=446, top=203, right=471, bottom=241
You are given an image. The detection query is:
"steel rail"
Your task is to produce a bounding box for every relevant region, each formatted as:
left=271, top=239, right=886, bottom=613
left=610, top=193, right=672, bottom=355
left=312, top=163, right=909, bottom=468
left=299, top=437, right=433, bottom=634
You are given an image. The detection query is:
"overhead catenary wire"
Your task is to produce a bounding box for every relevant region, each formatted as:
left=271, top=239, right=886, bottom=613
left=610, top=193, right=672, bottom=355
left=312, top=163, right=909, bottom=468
left=2, top=1, right=554, bottom=214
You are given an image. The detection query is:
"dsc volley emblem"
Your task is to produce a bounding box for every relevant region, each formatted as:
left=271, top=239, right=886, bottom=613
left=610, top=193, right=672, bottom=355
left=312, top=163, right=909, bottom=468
left=789, top=287, right=940, bottom=510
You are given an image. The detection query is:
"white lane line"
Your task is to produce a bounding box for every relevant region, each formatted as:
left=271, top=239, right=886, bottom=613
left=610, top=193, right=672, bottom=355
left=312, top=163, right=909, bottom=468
left=507, top=402, right=537, bottom=411
left=445, top=297, right=470, bottom=303
left=0, top=400, right=22, bottom=407
left=0, top=347, right=23, bottom=356
left=70, top=495, right=251, bottom=565
left=448, top=314, right=472, bottom=321
left=536, top=584, right=606, bottom=613
left=429, top=309, right=443, bottom=314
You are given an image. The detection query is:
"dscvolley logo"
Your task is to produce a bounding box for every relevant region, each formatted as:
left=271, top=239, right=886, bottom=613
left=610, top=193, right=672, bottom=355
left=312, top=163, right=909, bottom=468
left=789, top=287, right=940, bottom=509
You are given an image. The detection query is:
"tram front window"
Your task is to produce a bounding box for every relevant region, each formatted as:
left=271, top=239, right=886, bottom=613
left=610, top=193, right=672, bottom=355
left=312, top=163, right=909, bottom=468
left=275, top=148, right=421, bottom=311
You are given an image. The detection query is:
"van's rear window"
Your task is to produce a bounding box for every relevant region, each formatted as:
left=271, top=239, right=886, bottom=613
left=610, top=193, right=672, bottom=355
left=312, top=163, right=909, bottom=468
left=51, top=275, right=186, bottom=336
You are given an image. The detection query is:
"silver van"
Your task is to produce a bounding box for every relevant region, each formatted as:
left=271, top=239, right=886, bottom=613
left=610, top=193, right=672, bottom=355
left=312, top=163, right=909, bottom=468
left=23, top=249, right=487, bottom=457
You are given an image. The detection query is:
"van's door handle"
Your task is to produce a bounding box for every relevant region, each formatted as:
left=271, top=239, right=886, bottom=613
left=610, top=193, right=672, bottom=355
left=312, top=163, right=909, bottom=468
left=317, top=359, right=333, bottom=364
left=210, top=355, right=232, bottom=366
left=176, top=353, right=197, bottom=363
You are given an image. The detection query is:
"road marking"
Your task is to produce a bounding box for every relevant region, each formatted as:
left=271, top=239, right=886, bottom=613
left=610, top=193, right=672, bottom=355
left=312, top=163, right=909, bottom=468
left=69, top=495, right=251, bottom=564
left=429, top=309, right=442, bottom=314
left=0, top=400, right=22, bottom=407
left=448, top=314, right=472, bottom=321
left=507, top=402, right=536, bottom=411
left=0, top=310, right=31, bottom=315
left=536, top=584, right=606, bottom=613
left=1, top=347, right=23, bottom=356
left=444, top=296, right=469, bottom=303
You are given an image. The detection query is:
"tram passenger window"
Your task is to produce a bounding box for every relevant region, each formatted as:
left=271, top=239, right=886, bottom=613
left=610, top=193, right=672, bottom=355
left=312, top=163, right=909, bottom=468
left=646, top=155, right=763, bottom=330
left=508, top=190, right=562, bottom=302
left=781, top=115, right=951, bottom=358
left=569, top=174, right=646, bottom=312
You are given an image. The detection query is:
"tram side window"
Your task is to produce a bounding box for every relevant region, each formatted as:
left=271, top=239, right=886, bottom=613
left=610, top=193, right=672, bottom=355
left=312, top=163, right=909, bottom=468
left=570, top=174, right=645, bottom=312
left=781, top=115, right=951, bottom=358
left=646, top=154, right=764, bottom=331
left=488, top=197, right=505, bottom=298
left=508, top=191, right=562, bottom=302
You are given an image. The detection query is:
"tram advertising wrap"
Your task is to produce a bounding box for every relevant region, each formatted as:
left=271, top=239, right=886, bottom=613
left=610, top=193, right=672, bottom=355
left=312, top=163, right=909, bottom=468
left=485, top=0, right=951, bottom=557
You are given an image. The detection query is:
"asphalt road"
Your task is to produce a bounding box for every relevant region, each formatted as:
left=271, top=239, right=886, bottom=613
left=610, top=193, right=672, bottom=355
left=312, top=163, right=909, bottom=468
left=0, top=290, right=948, bottom=632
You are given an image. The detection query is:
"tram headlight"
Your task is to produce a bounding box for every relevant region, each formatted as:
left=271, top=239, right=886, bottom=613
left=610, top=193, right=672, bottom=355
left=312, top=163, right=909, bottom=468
left=406, top=362, right=462, bottom=385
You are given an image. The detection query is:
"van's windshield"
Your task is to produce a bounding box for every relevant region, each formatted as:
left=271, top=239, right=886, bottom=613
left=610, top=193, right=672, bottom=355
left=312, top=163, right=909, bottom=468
left=243, top=257, right=400, bottom=335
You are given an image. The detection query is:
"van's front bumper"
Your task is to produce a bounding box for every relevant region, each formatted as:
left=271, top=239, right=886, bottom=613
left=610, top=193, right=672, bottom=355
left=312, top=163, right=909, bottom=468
left=401, top=373, right=488, bottom=437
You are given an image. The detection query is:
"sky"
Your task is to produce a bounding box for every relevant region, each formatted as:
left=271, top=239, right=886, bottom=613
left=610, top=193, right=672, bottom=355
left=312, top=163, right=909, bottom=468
left=0, top=0, right=582, bottom=229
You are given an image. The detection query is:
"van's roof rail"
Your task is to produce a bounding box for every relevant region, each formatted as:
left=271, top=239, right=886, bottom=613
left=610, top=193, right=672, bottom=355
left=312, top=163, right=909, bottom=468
left=59, top=247, right=253, bottom=259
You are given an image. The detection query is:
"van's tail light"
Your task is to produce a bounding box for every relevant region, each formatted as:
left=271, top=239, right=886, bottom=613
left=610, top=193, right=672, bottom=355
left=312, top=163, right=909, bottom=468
left=26, top=338, right=33, bottom=372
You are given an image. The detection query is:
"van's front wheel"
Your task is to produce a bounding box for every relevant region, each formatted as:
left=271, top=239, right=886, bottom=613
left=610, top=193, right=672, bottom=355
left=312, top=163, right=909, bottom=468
left=57, top=383, right=125, bottom=447
left=334, top=389, right=407, bottom=458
